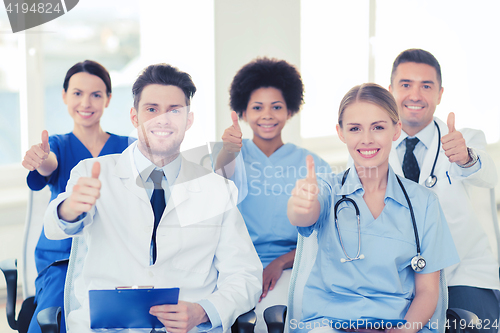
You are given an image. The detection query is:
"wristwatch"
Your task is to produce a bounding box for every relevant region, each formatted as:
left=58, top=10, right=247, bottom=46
left=459, top=147, right=478, bottom=168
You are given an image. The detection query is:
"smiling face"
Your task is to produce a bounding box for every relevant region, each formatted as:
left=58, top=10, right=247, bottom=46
left=130, top=84, right=193, bottom=166
left=337, top=101, right=401, bottom=171
left=242, top=87, right=291, bottom=147
left=389, top=62, right=444, bottom=136
left=62, top=72, right=111, bottom=128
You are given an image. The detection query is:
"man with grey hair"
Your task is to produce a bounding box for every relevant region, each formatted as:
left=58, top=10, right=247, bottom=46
left=389, top=48, right=499, bottom=330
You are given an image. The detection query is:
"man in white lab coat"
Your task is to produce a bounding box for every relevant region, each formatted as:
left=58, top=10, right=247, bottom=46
left=389, top=48, right=499, bottom=328
left=44, top=64, right=262, bottom=333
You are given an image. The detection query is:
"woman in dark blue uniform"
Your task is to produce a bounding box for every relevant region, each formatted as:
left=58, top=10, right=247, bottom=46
left=22, top=60, right=132, bottom=333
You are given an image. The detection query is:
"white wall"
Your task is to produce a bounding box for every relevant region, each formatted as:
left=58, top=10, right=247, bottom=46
left=214, top=0, right=302, bottom=146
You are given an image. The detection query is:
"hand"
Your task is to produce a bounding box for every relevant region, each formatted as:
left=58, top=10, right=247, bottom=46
left=289, top=155, right=319, bottom=216
left=22, top=130, right=50, bottom=171
left=260, top=259, right=285, bottom=301
left=441, top=112, right=470, bottom=165
left=150, top=300, right=209, bottom=333
left=58, top=162, right=101, bottom=221
left=222, top=111, right=242, bottom=153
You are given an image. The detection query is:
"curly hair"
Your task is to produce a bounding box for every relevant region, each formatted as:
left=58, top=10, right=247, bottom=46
left=229, top=57, right=304, bottom=117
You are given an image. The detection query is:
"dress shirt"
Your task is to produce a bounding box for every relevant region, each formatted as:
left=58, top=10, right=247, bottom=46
left=395, top=120, right=480, bottom=178
left=134, top=146, right=180, bottom=200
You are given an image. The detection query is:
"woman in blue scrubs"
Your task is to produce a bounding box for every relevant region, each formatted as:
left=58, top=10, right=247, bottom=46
left=21, top=60, right=132, bottom=333
left=288, top=83, right=459, bottom=333
left=215, top=57, right=331, bottom=332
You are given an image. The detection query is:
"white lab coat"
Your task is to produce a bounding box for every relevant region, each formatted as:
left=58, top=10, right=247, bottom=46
left=44, top=142, right=263, bottom=332
left=389, top=117, right=500, bottom=290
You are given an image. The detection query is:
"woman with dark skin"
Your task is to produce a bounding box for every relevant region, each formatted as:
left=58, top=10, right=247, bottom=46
left=215, top=57, right=331, bottom=332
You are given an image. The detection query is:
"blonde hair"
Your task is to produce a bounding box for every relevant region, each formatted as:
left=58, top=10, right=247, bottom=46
left=338, top=83, right=399, bottom=128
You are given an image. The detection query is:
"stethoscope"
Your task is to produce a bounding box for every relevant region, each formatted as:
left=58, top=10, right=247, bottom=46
left=334, top=168, right=427, bottom=272
left=424, top=120, right=441, bottom=188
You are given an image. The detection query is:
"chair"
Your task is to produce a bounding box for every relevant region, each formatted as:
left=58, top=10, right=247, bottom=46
left=0, top=187, right=51, bottom=333
left=263, top=231, right=480, bottom=333
left=468, top=187, right=500, bottom=266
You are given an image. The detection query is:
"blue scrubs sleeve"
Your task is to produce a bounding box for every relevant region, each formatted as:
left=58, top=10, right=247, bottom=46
left=27, top=135, right=61, bottom=191
left=211, top=142, right=248, bottom=204
left=419, top=193, right=460, bottom=273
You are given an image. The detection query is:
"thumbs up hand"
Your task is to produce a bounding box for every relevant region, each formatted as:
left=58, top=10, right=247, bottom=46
left=22, top=130, right=51, bottom=171
left=447, top=112, right=456, bottom=133
left=288, top=155, right=320, bottom=227
left=441, top=112, right=470, bottom=166
left=58, top=162, right=102, bottom=222
left=221, top=111, right=243, bottom=153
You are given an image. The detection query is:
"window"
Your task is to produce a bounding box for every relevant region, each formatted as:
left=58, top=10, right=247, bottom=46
left=300, top=0, right=370, bottom=140
left=300, top=0, right=500, bottom=144
left=42, top=0, right=140, bottom=137
left=0, top=11, right=21, bottom=166
left=373, top=0, right=500, bottom=143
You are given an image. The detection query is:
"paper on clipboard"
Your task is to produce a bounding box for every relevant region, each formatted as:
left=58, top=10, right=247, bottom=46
left=89, top=287, right=179, bottom=329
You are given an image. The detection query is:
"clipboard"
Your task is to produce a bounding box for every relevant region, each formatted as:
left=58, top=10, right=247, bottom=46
left=89, top=287, right=179, bottom=329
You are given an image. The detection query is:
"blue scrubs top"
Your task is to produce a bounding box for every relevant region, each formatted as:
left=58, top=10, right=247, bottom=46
left=27, top=132, right=133, bottom=273
left=233, top=139, right=331, bottom=267
left=298, top=166, right=459, bottom=325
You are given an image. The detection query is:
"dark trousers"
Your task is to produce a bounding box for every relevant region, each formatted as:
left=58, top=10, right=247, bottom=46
left=28, top=262, right=68, bottom=333
left=448, top=286, right=499, bottom=333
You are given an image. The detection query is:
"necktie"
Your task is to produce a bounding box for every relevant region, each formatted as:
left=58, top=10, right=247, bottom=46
left=402, top=137, right=420, bottom=183
left=149, top=169, right=165, bottom=264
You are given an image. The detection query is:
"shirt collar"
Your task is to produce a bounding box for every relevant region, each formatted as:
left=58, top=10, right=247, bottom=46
left=384, top=165, right=410, bottom=209
left=133, top=145, right=181, bottom=187
left=337, top=166, right=409, bottom=209
left=395, top=118, right=436, bottom=150
left=337, top=167, right=364, bottom=197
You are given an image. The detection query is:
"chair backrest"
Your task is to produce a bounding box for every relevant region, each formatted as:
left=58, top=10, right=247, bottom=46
left=284, top=232, right=448, bottom=333
left=467, top=186, right=500, bottom=265
left=63, top=235, right=87, bottom=331
left=285, top=230, right=318, bottom=333
left=20, top=187, right=51, bottom=299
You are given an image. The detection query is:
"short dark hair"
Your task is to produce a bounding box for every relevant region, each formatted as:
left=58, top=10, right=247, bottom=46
left=229, top=57, right=304, bottom=117
left=338, top=83, right=399, bottom=128
left=391, top=49, right=442, bottom=87
left=63, top=60, right=112, bottom=96
left=132, top=64, right=196, bottom=110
